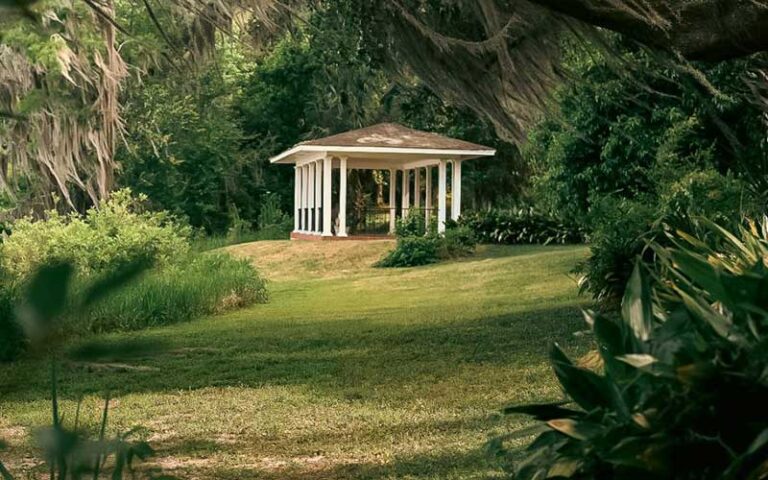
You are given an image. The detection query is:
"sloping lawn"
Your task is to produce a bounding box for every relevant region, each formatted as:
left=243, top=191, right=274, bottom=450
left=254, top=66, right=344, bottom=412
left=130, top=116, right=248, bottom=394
left=0, top=242, right=590, bottom=479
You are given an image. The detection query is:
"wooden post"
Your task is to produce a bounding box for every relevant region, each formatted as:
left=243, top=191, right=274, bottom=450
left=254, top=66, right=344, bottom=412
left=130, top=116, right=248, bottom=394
left=338, top=156, right=348, bottom=237
left=438, top=160, right=447, bottom=234
left=389, top=169, right=397, bottom=234
left=322, top=156, right=333, bottom=237
left=451, top=159, right=462, bottom=220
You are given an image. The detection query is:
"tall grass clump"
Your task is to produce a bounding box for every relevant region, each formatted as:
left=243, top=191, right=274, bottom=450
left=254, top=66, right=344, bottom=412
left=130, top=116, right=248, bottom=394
left=0, top=189, right=268, bottom=360
left=78, top=253, right=267, bottom=332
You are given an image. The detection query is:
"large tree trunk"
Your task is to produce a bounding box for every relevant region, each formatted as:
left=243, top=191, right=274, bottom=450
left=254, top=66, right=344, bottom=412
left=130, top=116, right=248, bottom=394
left=529, top=0, right=768, bottom=61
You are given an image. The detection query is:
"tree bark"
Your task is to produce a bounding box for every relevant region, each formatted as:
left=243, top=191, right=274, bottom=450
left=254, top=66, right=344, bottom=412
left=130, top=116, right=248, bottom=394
left=528, top=0, right=768, bottom=61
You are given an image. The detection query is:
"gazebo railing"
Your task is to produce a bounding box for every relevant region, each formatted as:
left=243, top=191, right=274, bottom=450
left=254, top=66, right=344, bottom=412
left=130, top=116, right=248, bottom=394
left=352, top=207, right=392, bottom=235
left=351, top=207, right=438, bottom=236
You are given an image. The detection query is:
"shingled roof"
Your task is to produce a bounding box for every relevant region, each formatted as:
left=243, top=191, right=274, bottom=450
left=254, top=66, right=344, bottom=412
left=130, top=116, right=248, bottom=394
left=299, top=123, right=491, bottom=151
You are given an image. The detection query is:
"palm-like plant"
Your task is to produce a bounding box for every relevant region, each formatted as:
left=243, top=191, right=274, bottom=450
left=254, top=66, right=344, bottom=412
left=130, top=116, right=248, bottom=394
left=496, top=218, right=768, bottom=479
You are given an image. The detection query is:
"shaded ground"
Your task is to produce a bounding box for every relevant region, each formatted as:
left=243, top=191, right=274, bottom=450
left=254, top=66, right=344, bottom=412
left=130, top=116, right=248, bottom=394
left=0, top=242, right=590, bottom=479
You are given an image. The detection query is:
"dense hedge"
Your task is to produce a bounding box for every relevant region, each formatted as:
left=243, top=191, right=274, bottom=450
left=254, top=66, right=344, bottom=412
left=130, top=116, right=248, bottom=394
left=458, top=208, right=584, bottom=245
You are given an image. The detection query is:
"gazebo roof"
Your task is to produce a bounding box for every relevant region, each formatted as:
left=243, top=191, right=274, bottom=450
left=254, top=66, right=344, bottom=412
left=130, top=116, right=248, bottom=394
left=270, top=123, right=495, bottom=166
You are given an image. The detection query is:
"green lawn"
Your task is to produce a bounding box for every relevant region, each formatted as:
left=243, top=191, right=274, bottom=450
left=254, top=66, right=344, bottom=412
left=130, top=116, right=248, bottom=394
left=0, top=242, right=591, bottom=479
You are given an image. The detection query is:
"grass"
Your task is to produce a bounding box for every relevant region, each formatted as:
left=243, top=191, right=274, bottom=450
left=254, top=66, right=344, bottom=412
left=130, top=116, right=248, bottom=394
left=0, top=241, right=591, bottom=479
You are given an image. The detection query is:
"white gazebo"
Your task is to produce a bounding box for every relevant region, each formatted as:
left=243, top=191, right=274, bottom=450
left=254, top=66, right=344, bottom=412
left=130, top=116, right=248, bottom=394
left=270, top=123, right=495, bottom=239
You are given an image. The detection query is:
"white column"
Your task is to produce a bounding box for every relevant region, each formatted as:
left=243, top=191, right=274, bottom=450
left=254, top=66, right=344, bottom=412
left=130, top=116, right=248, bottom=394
left=308, top=162, right=315, bottom=233
left=315, top=160, right=322, bottom=234
left=322, top=156, right=333, bottom=237
left=414, top=169, right=421, bottom=209
left=338, top=156, right=348, bottom=237
left=438, top=160, right=447, bottom=234
left=401, top=169, right=410, bottom=219
left=389, top=169, right=397, bottom=234
left=451, top=159, right=462, bottom=220
left=298, top=165, right=305, bottom=232
left=425, top=166, right=432, bottom=228
left=294, top=167, right=300, bottom=232
left=303, top=164, right=311, bottom=232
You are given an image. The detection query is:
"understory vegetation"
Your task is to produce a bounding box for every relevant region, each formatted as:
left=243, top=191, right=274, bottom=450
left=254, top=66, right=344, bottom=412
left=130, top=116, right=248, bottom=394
left=498, top=219, right=768, bottom=479
left=376, top=215, right=477, bottom=267
left=0, top=190, right=267, bottom=362
left=459, top=209, right=584, bottom=246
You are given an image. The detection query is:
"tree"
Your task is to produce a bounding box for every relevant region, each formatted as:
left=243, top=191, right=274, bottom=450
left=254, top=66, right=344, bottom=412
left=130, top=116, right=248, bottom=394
left=362, top=0, right=768, bottom=142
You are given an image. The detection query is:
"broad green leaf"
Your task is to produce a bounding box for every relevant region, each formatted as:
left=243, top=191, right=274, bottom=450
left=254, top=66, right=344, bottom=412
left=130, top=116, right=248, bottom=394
left=550, top=344, right=614, bottom=412
left=0, top=460, right=12, bottom=480
left=673, top=286, right=734, bottom=339
left=621, top=263, right=653, bottom=342
left=547, top=458, right=581, bottom=477
left=617, top=354, right=657, bottom=369
left=546, top=419, right=604, bottom=441
left=669, top=250, right=731, bottom=304
left=592, top=313, right=638, bottom=380
left=22, top=262, right=73, bottom=326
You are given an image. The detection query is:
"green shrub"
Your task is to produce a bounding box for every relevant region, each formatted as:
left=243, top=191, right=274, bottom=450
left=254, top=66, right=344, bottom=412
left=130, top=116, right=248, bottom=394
left=0, top=190, right=268, bottom=361
left=0, top=189, right=190, bottom=279
left=395, top=213, right=429, bottom=237
left=74, top=253, right=267, bottom=333
left=577, top=171, right=759, bottom=307
left=439, top=225, right=477, bottom=258
left=459, top=209, right=584, bottom=246
left=495, top=219, right=768, bottom=479
left=375, top=236, right=438, bottom=268
left=377, top=220, right=477, bottom=268
left=574, top=198, right=657, bottom=306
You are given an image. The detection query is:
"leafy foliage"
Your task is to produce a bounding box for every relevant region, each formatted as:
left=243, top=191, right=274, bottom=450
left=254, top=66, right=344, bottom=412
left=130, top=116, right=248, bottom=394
left=496, top=220, right=768, bottom=479
left=0, top=190, right=267, bottom=361
left=375, top=236, right=439, bottom=268
left=377, top=216, right=476, bottom=268
left=577, top=169, right=759, bottom=305
left=459, top=209, right=584, bottom=246
left=526, top=41, right=766, bottom=305
left=118, top=69, right=261, bottom=234
left=527, top=46, right=767, bottom=223
left=0, top=189, right=189, bottom=279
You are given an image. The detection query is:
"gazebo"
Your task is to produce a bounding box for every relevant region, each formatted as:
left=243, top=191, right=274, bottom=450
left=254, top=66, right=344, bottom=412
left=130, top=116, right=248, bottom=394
left=270, top=123, right=495, bottom=239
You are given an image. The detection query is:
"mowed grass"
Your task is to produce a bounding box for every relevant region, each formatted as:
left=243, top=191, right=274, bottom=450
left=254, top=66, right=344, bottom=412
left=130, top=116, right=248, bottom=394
left=0, top=241, right=591, bottom=479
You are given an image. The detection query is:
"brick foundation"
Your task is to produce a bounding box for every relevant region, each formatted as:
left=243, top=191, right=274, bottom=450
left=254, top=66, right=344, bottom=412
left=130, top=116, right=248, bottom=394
left=290, top=232, right=394, bottom=241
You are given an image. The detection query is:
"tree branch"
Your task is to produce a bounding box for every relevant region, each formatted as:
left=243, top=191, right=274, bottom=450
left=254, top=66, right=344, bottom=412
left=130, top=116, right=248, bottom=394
left=527, top=0, right=768, bottom=61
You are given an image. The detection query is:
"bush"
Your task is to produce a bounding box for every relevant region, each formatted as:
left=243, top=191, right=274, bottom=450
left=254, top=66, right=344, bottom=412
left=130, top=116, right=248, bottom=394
left=574, top=198, right=657, bottom=305
left=376, top=218, right=477, bottom=268
left=439, top=225, right=477, bottom=258
left=375, top=236, right=438, bottom=268
left=0, top=189, right=190, bottom=279
left=495, top=219, right=768, bottom=479
left=75, top=253, right=267, bottom=333
left=0, top=190, right=268, bottom=361
left=459, top=208, right=584, bottom=246
left=577, top=172, right=759, bottom=306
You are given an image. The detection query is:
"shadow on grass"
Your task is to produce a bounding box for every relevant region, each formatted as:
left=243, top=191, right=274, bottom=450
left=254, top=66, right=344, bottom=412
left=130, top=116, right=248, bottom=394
left=149, top=434, right=507, bottom=480
left=0, top=303, right=588, bottom=402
